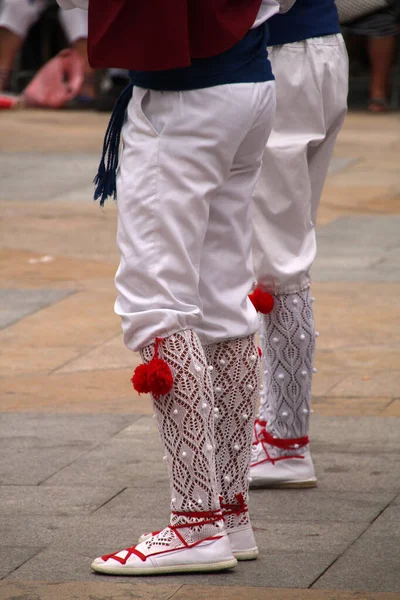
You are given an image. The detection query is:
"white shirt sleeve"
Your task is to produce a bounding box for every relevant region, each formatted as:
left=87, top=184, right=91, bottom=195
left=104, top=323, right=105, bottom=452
left=57, top=0, right=88, bottom=9
left=252, top=0, right=298, bottom=27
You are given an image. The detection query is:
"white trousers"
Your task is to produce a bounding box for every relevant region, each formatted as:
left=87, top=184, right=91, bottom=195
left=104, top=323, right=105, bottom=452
left=252, top=34, right=348, bottom=294
left=0, top=0, right=87, bottom=44
left=115, top=82, right=276, bottom=351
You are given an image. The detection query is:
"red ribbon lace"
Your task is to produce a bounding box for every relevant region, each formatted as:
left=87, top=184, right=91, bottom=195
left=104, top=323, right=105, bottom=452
left=220, top=493, right=248, bottom=517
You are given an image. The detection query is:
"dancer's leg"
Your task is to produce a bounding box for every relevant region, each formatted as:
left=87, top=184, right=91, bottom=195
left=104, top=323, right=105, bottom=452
left=251, top=35, right=348, bottom=487
left=93, top=81, right=274, bottom=574
left=199, top=80, right=276, bottom=556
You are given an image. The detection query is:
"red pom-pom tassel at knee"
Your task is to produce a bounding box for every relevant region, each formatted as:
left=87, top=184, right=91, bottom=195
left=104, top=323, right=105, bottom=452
left=249, top=287, right=274, bottom=314
left=147, top=357, right=174, bottom=399
left=131, top=363, right=150, bottom=394
left=131, top=337, right=174, bottom=400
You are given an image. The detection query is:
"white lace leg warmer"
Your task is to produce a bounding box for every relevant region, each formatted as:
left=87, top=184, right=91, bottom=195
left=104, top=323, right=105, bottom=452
left=204, top=335, right=260, bottom=529
left=259, top=288, right=316, bottom=442
left=141, top=329, right=220, bottom=517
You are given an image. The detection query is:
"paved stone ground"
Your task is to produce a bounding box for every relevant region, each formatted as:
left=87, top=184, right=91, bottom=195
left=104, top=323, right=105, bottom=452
left=0, top=109, right=399, bottom=600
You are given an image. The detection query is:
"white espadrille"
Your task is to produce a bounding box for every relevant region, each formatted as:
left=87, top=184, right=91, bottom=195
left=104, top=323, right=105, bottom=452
left=92, top=512, right=237, bottom=575
left=250, top=433, right=317, bottom=489
left=139, top=494, right=259, bottom=561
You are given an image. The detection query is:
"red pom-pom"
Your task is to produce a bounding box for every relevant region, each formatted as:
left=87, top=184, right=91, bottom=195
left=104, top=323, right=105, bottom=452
left=131, top=363, right=150, bottom=394
left=249, top=287, right=274, bottom=314
left=147, top=358, right=174, bottom=399
left=257, top=346, right=262, bottom=358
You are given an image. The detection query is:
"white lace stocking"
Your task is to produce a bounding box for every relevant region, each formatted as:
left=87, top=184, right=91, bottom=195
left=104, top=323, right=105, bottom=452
left=204, top=335, right=259, bottom=530
left=141, top=329, right=220, bottom=519
left=259, top=289, right=316, bottom=444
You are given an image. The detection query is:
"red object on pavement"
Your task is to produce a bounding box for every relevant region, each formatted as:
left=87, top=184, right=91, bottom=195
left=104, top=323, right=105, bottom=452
left=0, top=96, right=20, bottom=109
left=23, top=49, right=84, bottom=109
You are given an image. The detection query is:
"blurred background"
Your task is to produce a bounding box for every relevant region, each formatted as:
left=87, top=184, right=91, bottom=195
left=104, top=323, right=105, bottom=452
left=0, top=0, right=399, bottom=112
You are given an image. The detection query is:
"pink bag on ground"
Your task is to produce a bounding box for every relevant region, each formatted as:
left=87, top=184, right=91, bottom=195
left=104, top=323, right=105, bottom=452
left=23, top=48, right=84, bottom=108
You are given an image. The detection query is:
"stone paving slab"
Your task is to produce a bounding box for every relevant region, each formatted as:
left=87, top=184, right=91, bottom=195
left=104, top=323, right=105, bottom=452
left=0, top=547, right=43, bottom=580
left=5, top=544, right=339, bottom=589
left=0, top=288, right=75, bottom=329
left=0, top=414, right=137, bottom=484
left=0, top=486, right=126, bottom=517
left=0, top=204, right=119, bottom=264
left=316, top=346, right=400, bottom=374
left=0, top=413, right=136, bottom=442
left=0, top=437, right=97, bottom=486
left=313, top=216, right=400, bottom=283
left=0, top=153, right=99, bottom=202
left=311, top=396, right=394, bottom=417
left=0, top=581, right=180, bottom=600
left=42, top=437, right=169, bottom=488
left=173, top=587, right=400, bottom=600
left=318, top=185, right=400, bottom=221
left=311, top=453, right=400, bottom=494
left=327, top=371, right=400, bottom=399
left=313, top=504, right=400, bottom=592
left=310, top=416, right=400, bottom=449
left=381, top=400, right=400, bottom=416
left=0, top=154, right=351, bottom=204
left=0, top=369, right=147, bottom=414
left=0, top=110, right=107, bottom=154
left=0, top=248, right=116, bottom=288
left=0, top=290, right=120, bottom=349
left=249, top=490, right=395, bottom=524
left=34, top=414, right=400, bottom=492
left=0, top=508, right=364, bottom=585
left=100, top=486, right=395, bottom=525
left=0, top=515, right=164, bottom=549
left=1, top=583, right=399, bottom=600
left=55, top=334, right=134, bottom=373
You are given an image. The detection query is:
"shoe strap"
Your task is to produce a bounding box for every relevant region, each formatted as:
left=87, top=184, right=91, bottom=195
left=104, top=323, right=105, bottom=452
left=259, top=429, right=309, bottom=451
left=102, top=510, right=223, bottom=564
left=219, top=493, right=248, bottom=517
left=253, top=418, right=267, bottom=443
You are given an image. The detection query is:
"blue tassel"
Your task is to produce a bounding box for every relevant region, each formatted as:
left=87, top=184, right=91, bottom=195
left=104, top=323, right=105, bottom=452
left=93, top=82, right=134, bottom=206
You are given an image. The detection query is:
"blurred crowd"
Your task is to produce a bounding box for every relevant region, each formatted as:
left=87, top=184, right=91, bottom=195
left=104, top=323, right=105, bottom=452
left=0, top=0, right=399, bottom=112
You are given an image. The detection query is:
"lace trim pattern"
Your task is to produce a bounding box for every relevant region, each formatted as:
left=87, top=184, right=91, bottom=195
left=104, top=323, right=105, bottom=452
left=141, top=329, right=219, bottom=514
left=258, top=289, right=316, bottom=442
left=204, top=335, right=259, bottom=530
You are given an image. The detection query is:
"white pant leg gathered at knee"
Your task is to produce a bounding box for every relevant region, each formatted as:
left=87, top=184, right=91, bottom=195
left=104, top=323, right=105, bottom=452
left=0, top=0, right=46, bottom=37
left=115, top=83, right=276, bottom=351
left=58, top=7, right=87, bottom=44
left=252, top=35, right=348, bottom=294
left=197, top=81, right=276, bottom=344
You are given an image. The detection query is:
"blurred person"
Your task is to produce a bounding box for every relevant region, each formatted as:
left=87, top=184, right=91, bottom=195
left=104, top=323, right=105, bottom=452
left=345, top=2, right=400, bottom=112
left=96, top=68, right=130, bottom=112
left=59, top=0, right=295, bottom=577
left=0, top=0, right=95, bottom=102
left=249, top=0, right=349, bottom=488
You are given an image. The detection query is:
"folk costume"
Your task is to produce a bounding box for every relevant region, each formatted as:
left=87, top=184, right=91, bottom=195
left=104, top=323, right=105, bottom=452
left=58, top=0, right=294, bottom=575
left=250, top=0, right=349, bottom=488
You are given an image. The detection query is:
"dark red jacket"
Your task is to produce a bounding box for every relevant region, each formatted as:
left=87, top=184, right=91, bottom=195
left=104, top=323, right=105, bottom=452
left=88, top=0, right=263, bottom=71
